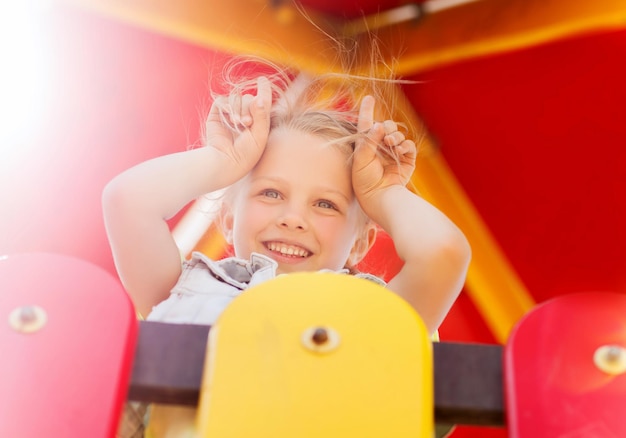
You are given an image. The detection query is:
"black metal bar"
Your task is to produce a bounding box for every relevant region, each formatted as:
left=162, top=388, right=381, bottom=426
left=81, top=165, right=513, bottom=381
left=127, top=321, right=209, bottom=405
left=128, top=321, right=505, bottom=426
left=434, top=341, right=505, bottom=425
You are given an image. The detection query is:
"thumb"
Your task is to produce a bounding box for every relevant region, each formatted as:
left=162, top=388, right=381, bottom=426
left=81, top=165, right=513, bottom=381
left=357, top=95, right=375, bottom=133
left=354, top=94, right=384, bottom=159
left=248, top=76, right=272, bottom=144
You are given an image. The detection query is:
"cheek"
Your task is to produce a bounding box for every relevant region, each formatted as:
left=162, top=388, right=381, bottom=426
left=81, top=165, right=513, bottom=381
left=232, top=201, right=270, bottom=236
left=315, top=215, right=358, bottom=246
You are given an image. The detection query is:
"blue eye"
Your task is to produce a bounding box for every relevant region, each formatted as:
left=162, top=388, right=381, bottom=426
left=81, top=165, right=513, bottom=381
left=262, top=189, right=280, bottom=199
left=317, top=200, right=337, bottom=210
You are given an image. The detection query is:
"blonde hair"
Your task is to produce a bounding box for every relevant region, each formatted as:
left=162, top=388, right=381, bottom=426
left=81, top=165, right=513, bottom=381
left=207, top=51, right=416, bottom=268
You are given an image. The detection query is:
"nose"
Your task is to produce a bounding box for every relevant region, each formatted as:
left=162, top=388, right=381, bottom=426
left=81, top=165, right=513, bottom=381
left=277, top=203, right=308, bottom=231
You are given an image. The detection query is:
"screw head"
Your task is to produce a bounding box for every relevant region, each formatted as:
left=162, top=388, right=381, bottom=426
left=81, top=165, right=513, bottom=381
left=311, top=328, right=329, bottom=345
left=593, top=344, right=626, bottom=375
left=8, top=305, right=47, bottom=333
left=301, top=326, right=340, bottom=354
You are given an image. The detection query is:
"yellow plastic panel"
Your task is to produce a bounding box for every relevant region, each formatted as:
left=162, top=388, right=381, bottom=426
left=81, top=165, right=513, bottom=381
left=197, top=273, right=433, bottom=437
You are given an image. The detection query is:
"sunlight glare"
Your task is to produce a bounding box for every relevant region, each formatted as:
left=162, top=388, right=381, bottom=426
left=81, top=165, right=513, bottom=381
left=0, top=0, right=54, bottom=162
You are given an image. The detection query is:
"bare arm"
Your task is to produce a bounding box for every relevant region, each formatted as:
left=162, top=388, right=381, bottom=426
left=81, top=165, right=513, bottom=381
left=102, top=77, right=272, bottom=317
left=364, top=185, right=470, bottom=333
left=352, top=96, right=471, bottom=334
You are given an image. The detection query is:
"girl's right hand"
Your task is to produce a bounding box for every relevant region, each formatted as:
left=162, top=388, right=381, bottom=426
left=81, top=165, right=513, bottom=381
left=204, top=76, right=272, bottom=180
left=103, top=75, right=272, bottom=318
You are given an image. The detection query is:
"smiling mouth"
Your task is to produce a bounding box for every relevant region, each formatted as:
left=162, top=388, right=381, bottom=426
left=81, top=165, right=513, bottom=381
left=265, top=242, right=311, bottom=258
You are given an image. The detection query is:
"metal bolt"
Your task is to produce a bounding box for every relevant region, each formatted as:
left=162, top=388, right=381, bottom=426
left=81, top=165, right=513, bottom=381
left=311, top=328, right=329, bottom=345
left=9, top=305, right=47, bottom=333
left=19, top=306, right=37, bottom=324
left=301, top=326, right=340, bottom=354
left=593, top=344, right=626, bottom=375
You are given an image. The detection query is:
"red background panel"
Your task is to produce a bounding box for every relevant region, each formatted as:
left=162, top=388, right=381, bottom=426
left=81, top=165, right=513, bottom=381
left=4, top=2, right=626, bottom=436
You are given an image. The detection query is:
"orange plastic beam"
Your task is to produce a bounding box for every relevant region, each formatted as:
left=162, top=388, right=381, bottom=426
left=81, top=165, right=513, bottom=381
left=412, top=151, right=535, bottom=343
left=363, top=0, right=626, bottom=75
left=392, top=91, right=535, bottom=343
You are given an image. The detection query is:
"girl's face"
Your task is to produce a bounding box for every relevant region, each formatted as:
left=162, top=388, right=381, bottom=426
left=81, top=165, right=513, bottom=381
left=222, top=127, right=371, bottom=274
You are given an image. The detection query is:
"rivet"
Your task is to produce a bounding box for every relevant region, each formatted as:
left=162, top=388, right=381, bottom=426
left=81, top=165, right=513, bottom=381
left=593, top=344, right=626, bottom=375
left=301, top=326, right=339, bottom=354
left=9, top=305, right=47, bottom=333
left=311, top=328, right=329, bottom=345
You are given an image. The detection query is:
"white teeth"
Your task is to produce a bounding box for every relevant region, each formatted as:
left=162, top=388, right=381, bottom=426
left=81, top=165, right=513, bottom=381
left=267, top=242, right=309, bottom=257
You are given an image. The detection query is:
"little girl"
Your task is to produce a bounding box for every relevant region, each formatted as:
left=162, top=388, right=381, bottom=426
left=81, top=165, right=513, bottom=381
left=104, top=60, right=470, bottom=437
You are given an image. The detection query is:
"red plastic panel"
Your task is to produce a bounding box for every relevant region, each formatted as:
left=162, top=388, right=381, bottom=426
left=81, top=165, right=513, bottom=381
left=0, top=253, right=137, bottom=437
left=505, top=292, right=626, bottom=437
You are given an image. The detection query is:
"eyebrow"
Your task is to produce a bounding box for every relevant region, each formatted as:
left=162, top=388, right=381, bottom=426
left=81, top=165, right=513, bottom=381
left=251, top=176, right=352, bottom=204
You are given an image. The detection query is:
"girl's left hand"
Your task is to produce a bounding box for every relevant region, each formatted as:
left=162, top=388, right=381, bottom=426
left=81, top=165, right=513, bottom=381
left=352, top=95, right=417, bottom=210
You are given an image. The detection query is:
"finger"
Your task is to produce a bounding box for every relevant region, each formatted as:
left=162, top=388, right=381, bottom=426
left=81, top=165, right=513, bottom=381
left=384, top=131, right=405, bottom=147
left=352, top=123, right=384, bottom=172
left=253, top=76, right=272, bottom=111
left=248, top=76, right=272, bottom=144
left=249, top=76, right=271, bottom=124
left=396, top=139, right=417, bottom=160
left=382, top=120, right=404, bottom=147
left=207, top=95, right=225, bottom=121
left=240, top=94, right=254, bottom=126
left=382, top=120, right=397, bottom=135
left=355, top=96, right=381, bottom=156
left=357, top=95, right=375, bottom=133
left=228, top=92, right=243, bottom=126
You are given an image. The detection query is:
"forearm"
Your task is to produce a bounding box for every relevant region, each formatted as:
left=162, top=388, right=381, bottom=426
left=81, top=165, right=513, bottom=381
left=103, top=76, right=271, bottom=316
left=368, top=186, right=468, bottom=263
left=105, top=147, right=242, bottom=220
left=102, top=146, right=241, bottom=317
left=363, top=185, right=471, bottom=332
